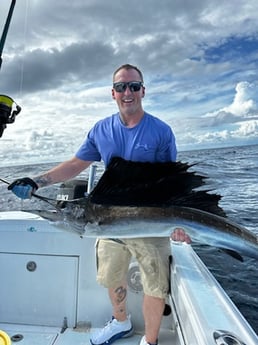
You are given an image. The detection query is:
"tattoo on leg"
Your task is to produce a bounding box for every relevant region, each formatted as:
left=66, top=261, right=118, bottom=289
left=115, top=286, right=127, bottom=304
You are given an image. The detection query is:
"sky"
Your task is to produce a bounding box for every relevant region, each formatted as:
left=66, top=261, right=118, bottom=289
left=0, top=0, right=258, bottom=166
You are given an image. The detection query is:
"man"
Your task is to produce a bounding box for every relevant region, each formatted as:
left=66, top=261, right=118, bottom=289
left=8, top=64, right=190, bottom=345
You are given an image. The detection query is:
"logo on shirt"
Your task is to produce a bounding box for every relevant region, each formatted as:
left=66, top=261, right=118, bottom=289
left=135, top=143, right=149, bottom=151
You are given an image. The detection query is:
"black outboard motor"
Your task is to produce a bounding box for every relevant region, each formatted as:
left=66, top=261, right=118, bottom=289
left=56, top=165, right=97, bottom=207
left=0, top=95, right=21, bottom=137
left=56, top=179, right=88, bottom=208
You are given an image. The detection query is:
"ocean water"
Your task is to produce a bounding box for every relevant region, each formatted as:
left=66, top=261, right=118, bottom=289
left=0, top=144, right=257, bottom=334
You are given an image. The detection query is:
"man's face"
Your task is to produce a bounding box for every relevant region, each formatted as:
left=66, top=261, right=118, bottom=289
left=112, top=68, right=145, bottom=117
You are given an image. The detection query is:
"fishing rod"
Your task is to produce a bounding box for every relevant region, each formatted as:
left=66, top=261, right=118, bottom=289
left=0, top=0, right=17, bottom=70
left=0, top=1, right=22, bottom=137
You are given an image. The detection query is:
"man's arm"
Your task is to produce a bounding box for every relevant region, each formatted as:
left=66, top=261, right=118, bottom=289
left=8, top=156, right=93, bottom=199
left=34, top=156, right=92, bottom=188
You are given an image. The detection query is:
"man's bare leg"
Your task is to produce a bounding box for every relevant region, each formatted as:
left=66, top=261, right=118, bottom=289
left=108, top=282, right=128, bottom=321
left=143, top=295, right=165, bottom=344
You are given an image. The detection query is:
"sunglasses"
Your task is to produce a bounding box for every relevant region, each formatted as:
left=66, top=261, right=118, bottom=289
left=113, top=81, right=143, bottom=93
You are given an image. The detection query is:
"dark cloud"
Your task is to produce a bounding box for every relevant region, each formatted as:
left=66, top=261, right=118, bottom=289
left=2, top=0, right=257, bottom=88
left=1, top=41, right=122, bottom=94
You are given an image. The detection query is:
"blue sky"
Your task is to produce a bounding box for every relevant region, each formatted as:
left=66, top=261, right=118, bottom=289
left=0, top=1, right=258, bottom=165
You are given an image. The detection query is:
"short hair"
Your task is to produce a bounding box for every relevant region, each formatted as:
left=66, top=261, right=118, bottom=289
left=113, top=64, right=144, bottom=82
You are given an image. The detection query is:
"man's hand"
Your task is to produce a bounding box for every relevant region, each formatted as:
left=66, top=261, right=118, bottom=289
left=8, top=177, right=38, bottom=199
left=170, top=227, right=191, bottom=244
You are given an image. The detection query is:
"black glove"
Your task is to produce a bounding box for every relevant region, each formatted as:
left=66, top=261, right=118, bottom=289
left=8, top=177, right=38, bottom=199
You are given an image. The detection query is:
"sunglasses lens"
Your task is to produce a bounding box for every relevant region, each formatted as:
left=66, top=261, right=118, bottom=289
left=129, top=82, right=142, bottom=92
left=113, top=83, right=127, bottom=92
left=113, top=82, right=142, bottom=92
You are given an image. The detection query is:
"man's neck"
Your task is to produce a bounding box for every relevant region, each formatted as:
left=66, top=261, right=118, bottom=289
left=120, top=111, right=145, bottom=128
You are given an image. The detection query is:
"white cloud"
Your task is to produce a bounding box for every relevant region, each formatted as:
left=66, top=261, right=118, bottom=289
left=234, top=120, right=258, bottom=137
left=223, top=82, right=257, bottom=117
left=173, top=81, right=258, bottom=150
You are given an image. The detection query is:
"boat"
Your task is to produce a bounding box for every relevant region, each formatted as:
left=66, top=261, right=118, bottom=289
left=0, top=177, right=258, bottom=345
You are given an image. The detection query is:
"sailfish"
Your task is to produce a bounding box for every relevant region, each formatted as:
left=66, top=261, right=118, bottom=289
left=35, top=157, right=258, bottom=262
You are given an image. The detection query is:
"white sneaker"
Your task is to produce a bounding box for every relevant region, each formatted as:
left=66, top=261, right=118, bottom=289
left=139, top=336, right=158, bottom=345
left=90, top=317, right=134, bottom=345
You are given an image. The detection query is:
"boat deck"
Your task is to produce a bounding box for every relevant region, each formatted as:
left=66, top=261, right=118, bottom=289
left=0, top=324, right=177, bottom=345
left=1, top=211, right=257, bottom=345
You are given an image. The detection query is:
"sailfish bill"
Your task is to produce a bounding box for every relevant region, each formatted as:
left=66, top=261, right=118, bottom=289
left=30, top=157, right=258, bottom=261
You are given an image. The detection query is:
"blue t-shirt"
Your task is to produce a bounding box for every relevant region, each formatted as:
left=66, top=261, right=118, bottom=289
left=76, top=112, right=177, bottom=167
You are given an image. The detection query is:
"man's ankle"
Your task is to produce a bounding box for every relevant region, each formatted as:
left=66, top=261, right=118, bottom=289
left=146, top=340, right=158, bottom=345
left=141, top=335, right=158, bottom=345
left=114, top=317, right=128, bottom=322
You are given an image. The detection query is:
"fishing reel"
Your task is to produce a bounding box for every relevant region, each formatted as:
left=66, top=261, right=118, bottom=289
left=0, top=94, right=21, bottom=137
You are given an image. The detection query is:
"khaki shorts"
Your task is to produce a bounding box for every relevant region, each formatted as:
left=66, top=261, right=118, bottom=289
left=96, top=237, right=170, bottom=299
